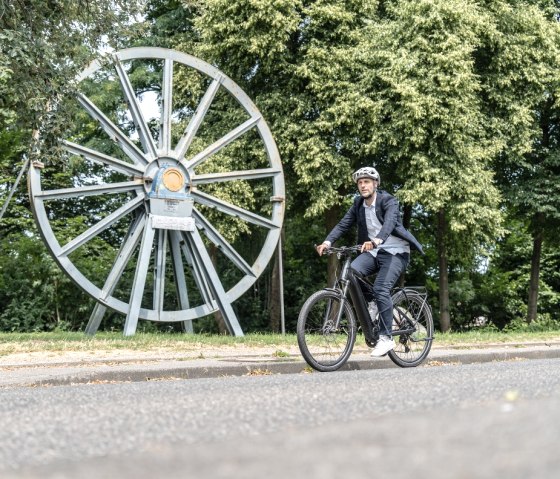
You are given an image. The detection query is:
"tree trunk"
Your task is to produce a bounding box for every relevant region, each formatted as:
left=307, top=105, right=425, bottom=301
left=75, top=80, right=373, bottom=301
left=399, top=204, right=413, bottom=287
left=527, top=214, right=544, bottom=324
left=437, top=209, right=451, bottom=332
left=326, top=205, right=341, bottom=287
left=269, top=227, right=284, bottom=333
left=527, top=103, right=552, bottom=323
left=402, top=203, right=412, bottom=230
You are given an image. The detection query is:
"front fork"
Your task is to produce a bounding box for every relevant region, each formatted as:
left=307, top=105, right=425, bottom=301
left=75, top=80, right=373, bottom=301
left=327, top=258, right=352, bottom=331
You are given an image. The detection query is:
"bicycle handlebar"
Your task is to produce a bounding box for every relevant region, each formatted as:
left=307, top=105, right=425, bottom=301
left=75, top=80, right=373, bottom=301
left=315, top=244, right=363, bottom=256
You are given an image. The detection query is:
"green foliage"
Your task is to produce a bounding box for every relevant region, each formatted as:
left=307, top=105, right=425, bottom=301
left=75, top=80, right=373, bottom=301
left=0, top=233, right=91, bottom=331
left=2, top=0, right=560, bottom=334
left=352, top=0, right=503, bottom=246
left=0, top=0, right=145, bottom=132
left=474, top=270, right=527, bottom=329
left=463, top=216, right=560, bottom=330
left=503, top=315, right=560, bottom=333
left=197, top=0, right=302, bottom=74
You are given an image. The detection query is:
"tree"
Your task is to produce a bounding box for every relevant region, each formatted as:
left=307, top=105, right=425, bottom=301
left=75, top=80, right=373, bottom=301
left=1, top=0, right=145, bottom=225
left=0, top=0, right=145, bottom=331
left=477, top=0, right=560, bottom=323
left=305, top=0, right=504, bottom=331
left=310, top=0, right=560, bottom=330
left=191, top=0, right=384, bottom=326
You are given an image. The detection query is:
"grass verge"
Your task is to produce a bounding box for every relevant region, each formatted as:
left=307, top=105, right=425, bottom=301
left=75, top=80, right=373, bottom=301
left=0, top=329, right=559, bottom=356
left=0, top=332, right=299, bottom=356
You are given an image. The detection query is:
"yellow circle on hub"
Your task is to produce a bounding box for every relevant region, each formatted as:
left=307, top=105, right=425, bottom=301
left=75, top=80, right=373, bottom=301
left=162, top=168, right=185, bottom=192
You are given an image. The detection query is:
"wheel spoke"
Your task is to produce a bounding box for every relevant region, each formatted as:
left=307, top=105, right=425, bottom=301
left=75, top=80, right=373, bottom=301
left=181, top=116, right=260, bottom=170
left=185, top=228, right=244, bottom=336
left=77, top=92, right=148, bottom=166
left=97, top=213, right=146, bottom=302
left=153, top=229, right=168, bottom=317
left=192, top=207, right=254, bottom=277
left=63, top=141, right=145, bottom=176
left=169, top=230, right=190, bottom=309
left=113, top=55, right=158, bottom=160
left=160, top=58, right=173, bottom=155
left=59, top=194, right=144, bottom=257
left=169, top=230, right=193, bottom=332
left=175, top=75, right=224, bottom=160
left=179, top=231, right=213, bottom=305
left=124, top=222, right=156, bottom=336
left=36, top=180, right=144, bottom=200
left=191, top=189, right=279, bottom=229
left=192, top=167, right=281, bottom=185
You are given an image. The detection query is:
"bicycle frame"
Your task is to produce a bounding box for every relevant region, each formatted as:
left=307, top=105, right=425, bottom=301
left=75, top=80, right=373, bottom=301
left=327, top=247, right=422, bottom=346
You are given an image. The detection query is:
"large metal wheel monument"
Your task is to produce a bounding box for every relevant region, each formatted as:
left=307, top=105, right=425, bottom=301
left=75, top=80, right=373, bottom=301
left=28, top=47, right=285, bottom=336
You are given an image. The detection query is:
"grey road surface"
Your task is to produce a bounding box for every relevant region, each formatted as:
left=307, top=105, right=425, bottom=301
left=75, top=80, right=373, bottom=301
left=1, top=358, right=559, bottom=478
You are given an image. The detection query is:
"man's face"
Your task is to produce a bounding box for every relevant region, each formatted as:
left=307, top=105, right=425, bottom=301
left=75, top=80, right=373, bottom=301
left=357, top=178, right=377, bottom=198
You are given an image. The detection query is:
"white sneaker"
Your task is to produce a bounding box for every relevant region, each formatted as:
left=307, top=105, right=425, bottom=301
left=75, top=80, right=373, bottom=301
left=370, top=335, right=396, bottom=357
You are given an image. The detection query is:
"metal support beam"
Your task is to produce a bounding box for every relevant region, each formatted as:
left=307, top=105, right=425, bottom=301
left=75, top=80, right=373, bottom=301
left=0, top=157, right=30, bottom=223
left=278, top=234, right=285, bottom=335
left=124, top=220, right=156, bottom=336
left=169, top=231, right=193, bottom=333
left=186, top=228, right=244, bottom=336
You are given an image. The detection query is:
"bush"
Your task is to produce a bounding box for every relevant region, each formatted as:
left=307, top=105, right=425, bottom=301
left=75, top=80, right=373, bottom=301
left=504, top=314, right=560, bottom=333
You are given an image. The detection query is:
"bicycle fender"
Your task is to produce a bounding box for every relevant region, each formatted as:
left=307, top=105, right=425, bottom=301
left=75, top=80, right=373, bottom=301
left=323, top=287, right=341, bottom=294
left=321, top=288, right=347, bottom=300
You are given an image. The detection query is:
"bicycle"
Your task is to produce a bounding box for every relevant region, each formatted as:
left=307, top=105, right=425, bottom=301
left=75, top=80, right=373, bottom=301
left=297, top=245, right=434, bottom=372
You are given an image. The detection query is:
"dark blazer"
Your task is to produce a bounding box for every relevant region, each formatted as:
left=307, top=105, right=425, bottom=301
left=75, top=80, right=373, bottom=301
left=325, top=191, right=424, bottom=254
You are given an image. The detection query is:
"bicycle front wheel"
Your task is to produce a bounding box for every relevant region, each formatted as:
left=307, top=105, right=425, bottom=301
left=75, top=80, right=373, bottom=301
left=297, top=289, right=357, bottom=372
left=388, top=291, right=433, bottom=368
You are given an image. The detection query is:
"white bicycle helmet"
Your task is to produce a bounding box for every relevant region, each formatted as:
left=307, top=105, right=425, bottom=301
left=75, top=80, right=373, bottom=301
left=352, top=166, right=380, bottom=184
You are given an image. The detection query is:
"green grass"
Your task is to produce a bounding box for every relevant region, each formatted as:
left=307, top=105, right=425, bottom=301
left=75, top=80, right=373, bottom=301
left=0, top=329, right=559, bottom=356
left=0, top=332, right=300, bottom=356
left=434, top=329, right=560, bottom=345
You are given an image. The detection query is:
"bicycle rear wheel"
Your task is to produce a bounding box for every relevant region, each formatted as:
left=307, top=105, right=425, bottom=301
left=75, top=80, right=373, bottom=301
left=297, top=289, right=356, bottom=372
left=388, top=291, right=433, bottom=367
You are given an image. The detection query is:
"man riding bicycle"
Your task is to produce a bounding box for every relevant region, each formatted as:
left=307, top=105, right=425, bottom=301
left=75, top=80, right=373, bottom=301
left=316, top=167, right=424, bottom=357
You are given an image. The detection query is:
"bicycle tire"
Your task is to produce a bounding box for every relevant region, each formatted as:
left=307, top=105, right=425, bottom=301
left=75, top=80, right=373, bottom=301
left=297, top=289, right=357, bottom=372
left=388, top=291, right=433, bottom=368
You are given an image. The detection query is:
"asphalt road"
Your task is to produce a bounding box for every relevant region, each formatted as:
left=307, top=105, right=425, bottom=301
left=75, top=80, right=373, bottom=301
left=1, top=358, right=559, bottom=478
